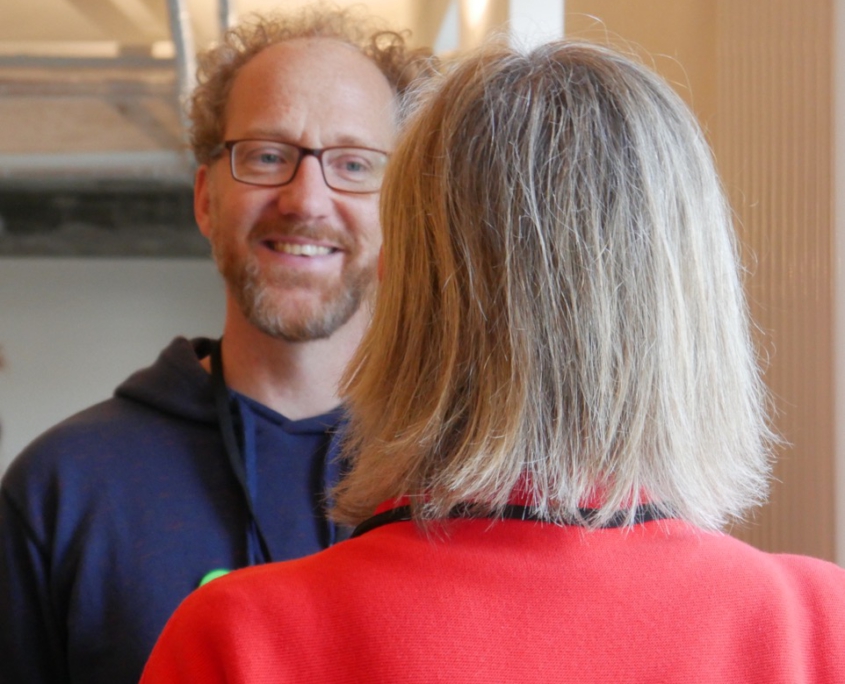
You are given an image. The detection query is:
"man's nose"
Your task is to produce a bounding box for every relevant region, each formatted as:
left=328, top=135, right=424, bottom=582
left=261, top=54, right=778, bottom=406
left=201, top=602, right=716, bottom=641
left=276, top=156, right=333, bottom=218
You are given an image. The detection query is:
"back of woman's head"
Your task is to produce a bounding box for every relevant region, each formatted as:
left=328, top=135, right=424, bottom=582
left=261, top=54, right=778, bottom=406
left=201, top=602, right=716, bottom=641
left=334, top=41, right=774, bottom=530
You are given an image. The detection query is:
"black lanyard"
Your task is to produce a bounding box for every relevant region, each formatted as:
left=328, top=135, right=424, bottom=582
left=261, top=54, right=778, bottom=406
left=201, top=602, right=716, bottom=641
left=351, top=502, right=669, bottom=538
left=210, top=340, right=274, bottom=565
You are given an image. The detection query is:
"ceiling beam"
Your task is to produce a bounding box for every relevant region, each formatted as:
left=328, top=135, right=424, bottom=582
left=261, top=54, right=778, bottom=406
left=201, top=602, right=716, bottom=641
left=65, top=0, right=167, bottom=46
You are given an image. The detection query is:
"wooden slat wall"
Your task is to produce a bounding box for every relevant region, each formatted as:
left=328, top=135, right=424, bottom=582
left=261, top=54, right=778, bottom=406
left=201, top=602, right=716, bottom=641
left=715, top=0, right=834, bottom=560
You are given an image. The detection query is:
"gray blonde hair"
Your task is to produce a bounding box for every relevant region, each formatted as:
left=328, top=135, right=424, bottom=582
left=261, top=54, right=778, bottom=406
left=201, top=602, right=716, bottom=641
left=189, top=5, right=435, bottom=165
left=333, top=41, right=774, bottom=531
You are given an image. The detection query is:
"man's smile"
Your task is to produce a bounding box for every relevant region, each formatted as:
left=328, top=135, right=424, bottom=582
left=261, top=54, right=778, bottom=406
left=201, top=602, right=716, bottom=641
left=265, top=240, right=336, bottom=257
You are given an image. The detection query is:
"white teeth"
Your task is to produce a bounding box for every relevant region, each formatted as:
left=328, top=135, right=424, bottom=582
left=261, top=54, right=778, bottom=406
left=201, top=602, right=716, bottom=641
left=270, top=242, right=333, bottom=256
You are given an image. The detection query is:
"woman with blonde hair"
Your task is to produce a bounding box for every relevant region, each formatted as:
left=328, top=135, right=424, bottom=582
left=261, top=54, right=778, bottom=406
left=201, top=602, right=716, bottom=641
left=142, top=41, right=845, bottom=683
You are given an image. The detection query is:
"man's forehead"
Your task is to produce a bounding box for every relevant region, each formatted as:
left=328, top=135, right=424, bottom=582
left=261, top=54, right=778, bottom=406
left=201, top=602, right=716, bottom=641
left=233, top=38, right=394, bottom=100
left=223, top=37, right=398, bottom=145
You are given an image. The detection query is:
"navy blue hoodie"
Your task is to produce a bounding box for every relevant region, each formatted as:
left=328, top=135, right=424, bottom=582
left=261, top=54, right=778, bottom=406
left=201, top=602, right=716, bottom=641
left=0, top=337, right=345, bottom=684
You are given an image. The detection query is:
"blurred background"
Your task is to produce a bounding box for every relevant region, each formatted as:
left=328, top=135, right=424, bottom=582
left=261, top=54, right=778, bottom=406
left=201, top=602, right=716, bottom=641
left=0, top=0, right=843, bottom=567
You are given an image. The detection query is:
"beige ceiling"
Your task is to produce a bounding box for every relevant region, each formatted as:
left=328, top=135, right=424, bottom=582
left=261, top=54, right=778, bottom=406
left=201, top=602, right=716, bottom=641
left=0, top=0, right=430, bottom=51
left=0, top=0, right=445, bottom=187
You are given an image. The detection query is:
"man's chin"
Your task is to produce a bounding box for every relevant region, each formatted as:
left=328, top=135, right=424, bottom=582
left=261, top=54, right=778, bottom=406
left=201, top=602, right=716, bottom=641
left=241, top=289, right=363, bottom=343
left=225, top=256, right=377, bottom=342
left=249, top=313, right=351, bottom=343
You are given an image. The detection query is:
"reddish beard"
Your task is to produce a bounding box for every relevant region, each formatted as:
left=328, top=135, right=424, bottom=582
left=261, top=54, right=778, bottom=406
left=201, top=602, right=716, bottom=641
left=211, top=218, right=378, bottom=342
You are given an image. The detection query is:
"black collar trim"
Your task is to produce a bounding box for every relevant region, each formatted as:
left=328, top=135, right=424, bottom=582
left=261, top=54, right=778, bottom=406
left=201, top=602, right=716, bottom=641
left=351, top=502, right=669, bottom=538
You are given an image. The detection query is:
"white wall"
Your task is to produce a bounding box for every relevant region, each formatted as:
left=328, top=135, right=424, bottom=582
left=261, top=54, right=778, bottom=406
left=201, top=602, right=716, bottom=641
left=0, top=257, right=224, bottom=472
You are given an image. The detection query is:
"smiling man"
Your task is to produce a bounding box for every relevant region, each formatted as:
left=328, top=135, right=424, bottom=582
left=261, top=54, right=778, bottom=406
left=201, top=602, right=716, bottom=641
left=195, top=36, right=395, bottom=418
left=0, top=9, right=432, bottom=684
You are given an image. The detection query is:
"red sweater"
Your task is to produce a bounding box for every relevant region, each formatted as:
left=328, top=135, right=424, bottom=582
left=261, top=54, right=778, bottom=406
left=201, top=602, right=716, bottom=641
left=141, top=514, right=845, bottom=683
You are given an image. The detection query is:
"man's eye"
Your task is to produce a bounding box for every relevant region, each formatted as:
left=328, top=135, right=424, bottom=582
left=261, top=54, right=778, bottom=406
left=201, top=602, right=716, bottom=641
left=333, top=156, right=373, bottom=176
left=246, top=148, right=290, bottom=166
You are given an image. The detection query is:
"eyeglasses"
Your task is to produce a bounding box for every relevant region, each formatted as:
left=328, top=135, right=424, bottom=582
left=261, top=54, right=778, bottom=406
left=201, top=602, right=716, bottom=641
left=218, top=139, right=389, bottom=194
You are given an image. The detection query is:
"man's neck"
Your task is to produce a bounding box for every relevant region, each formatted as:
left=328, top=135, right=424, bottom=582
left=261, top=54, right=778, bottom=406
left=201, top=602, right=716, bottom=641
left=202, top=298, right=368, bottom=420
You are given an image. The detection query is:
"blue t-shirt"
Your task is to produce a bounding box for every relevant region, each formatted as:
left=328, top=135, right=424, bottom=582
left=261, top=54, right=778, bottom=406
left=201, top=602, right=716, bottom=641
left=235, top=393, right=345, bottom=562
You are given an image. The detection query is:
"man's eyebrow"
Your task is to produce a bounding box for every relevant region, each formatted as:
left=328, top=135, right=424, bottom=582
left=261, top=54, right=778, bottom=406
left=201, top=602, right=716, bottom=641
left=234, top=130, right=386, bottom=149
left=230, top=128, right=291, bottom=141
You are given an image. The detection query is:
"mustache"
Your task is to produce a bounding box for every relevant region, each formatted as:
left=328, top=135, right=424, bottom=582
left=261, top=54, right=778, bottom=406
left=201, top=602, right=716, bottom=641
left=249, top=219, right=356, bottom=252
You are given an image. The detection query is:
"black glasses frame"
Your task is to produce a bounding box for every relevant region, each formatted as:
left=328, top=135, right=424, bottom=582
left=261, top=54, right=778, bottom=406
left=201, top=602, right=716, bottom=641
left=217, top=139, right=388, bottom=194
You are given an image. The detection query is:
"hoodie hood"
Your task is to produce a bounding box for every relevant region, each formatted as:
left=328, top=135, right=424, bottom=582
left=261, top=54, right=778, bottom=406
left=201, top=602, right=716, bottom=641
left=115, top=337, right=218, bottom=424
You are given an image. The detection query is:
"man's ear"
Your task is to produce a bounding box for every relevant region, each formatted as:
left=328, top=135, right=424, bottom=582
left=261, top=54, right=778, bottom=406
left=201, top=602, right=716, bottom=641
left=194, top=165, right=212, bottom=239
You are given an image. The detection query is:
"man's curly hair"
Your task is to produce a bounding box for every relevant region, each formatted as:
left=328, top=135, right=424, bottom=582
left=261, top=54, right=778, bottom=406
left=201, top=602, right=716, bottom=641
left=188, top=6, right=434, bottom=165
